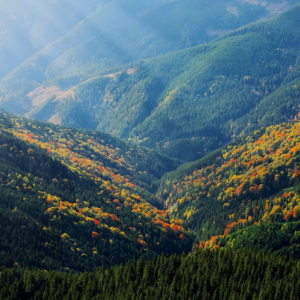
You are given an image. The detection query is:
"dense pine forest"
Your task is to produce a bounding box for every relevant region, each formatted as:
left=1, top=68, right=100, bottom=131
left=1, top=250, right=300, bottom=300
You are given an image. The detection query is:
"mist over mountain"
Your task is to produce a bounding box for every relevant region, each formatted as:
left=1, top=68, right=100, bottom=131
left=1, top=0, right=291, bottom=81
left=0, top=0, right=100, bottom=79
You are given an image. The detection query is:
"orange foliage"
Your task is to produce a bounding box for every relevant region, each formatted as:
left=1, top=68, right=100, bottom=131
left=293, top=206, right=300, bottom=219
left=264, top=202, right=269, bottom=211
left=137, top=239, right=147, bottom=246
left=224, top=222, right=237, bottom=236
left=113, top=199, right=121, bottom=205
left=110, top=214, right=120, bottom=221
left=284, top=211, right=292, bottom=221
left=92, top=231, right=99, bottom=238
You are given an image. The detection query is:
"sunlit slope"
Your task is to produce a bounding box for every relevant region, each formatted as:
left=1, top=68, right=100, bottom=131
left=4, top=4, right=300, bottom=162
left=0, top=0, right=99, bottom=79
left=159, top=120, right=300, bottom=256
left=107, top=5, right=300, bottom=161
left=0, top=112, right=191, bottom=271
left=0, top=0, right=297, bottom=116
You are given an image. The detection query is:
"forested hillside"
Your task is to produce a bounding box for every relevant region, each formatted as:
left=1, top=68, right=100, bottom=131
left=158, top=120, right=300, bottom=256
left=2, top=4, right=300, bottom=161
left=3, top=118, right=300, bottom=297
left=1, top=250, right=300, bottom=300
left=0, top=112, right=192, bottom=271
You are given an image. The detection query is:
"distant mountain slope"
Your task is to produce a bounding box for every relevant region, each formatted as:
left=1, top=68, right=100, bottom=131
left=0, top=0, right=100, bottom=79
left=158, top=120, right=300, bottom=256
left=0, top=0, right=297, bottom=115
left=2, top=3, right=300, bottom=161
left=0, top=112, right=191, bottom=271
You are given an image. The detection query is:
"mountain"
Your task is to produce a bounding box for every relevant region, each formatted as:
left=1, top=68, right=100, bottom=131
left=2, top=3, right=300, bottom=162
left=2, top=1, right=300, bottom=298
left=0, top=0, right=100, bottom=79
left=0, top=111, right=192, bottom=271
left=158, top=120, right=300, bottom=257
left=1, top=0, right=294, bottom=83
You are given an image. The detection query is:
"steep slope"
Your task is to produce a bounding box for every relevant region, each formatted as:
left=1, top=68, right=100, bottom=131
left=3, top=4, right=300, bottom=161
left=0, top=0, right=100, bottom=79
left=158, top=120, right=300, bottom=256
left=0, top=0, right=297, bottom=116
left=0, top=112, right=191, bottom=271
